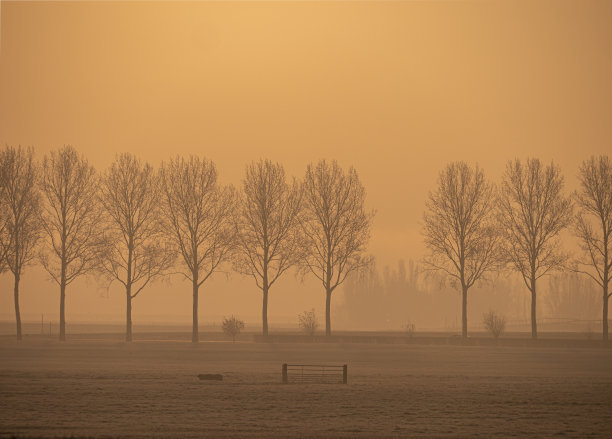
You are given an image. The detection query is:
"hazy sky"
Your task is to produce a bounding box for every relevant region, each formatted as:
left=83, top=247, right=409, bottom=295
left=1, top=1, right=611, bottom=328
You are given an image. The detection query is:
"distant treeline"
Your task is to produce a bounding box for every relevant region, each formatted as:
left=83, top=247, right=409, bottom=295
left=0, top=147, right=610, bottom=342
left=340, top=260, right=600, bottom=332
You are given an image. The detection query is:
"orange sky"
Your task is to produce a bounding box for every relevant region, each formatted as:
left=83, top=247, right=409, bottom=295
left=1, top=1, right=611, bottom=328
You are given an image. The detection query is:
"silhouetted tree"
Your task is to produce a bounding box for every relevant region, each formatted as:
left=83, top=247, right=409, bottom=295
left=300, top=160, right=373, bottom=336
left=0, top=146, right=41, bottom=341
left=573, top=155, right=612, bottom=340
left=221, top=315, right=244, bottom=343
left=422, top=162, right=500, bottom=338
left=233, top=160, right=301, bottom=338
left=499, top=158, right=572, bottom=339
left=98, top=154, right=174, bottom=342
left=160, top=156, right=235, bottom=343
left=39, top=146, right=102, bottom=341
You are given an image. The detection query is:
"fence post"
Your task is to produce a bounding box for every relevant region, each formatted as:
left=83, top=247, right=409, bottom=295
left=282, top=363, right=288, bottom=384
left=343, top=364, right=348, bottom=384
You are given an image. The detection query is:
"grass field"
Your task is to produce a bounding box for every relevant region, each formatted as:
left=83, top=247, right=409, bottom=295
left=1, top=335, right=611, bottom=438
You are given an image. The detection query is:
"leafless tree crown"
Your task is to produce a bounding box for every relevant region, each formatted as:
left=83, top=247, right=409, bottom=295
left=499, top=158, right=573, bottom=289
left=422, top=162, right=500, bottom=290
left=573, top=155, right=612, bottom=290
left=98, top=153, right=173, bottom=299
left=300, top=160, right=373, bottom=293
left=39, top=145, right=102, bottom=286
left=233, top=160, right=302, bottom=290
left=160, top=155, right=235, bottom=285
left=0, top=146, right=41, bottom=277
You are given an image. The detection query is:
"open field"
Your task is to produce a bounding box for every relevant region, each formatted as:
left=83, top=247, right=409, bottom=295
left=1, top=336, right=611, bottom=438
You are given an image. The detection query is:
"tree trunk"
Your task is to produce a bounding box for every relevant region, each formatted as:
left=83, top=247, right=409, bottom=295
left=59, top=251, right=67, bottom=341
left=192, top=277, right=199, bottom=343
left=325, top=288, right=332, bottom=336
left=602, top=223, right=609, bottom=342
left=126, top=291, right=132, bottom=342
left=603, top=282, right=608, bottom=342
left=461, top=285, right=468, bottom=339
left=126, top=244, right=133, bottom=342
left=262, top=285, right=269, bottom=338
left=59, top=282, right=66, bottom=341
left=14, top=273, right=22, bottom=341
left=530, top=277, right=537, bottom=339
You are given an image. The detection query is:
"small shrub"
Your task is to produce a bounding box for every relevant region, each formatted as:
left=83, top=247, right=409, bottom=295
left=404, top=321, right=416, bottom=338
left=221, top=315, right=245, bottom=343
left=483, top=310, right=506, bottom=339
left=298, top=308, right=318, bottom=337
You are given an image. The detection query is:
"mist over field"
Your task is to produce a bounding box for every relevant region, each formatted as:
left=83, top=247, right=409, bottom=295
left=1, top=0, right=612, bottom=438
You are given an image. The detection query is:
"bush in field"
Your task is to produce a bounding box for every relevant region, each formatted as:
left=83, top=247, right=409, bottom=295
left=483, top=311, right=506, bottom=339
left=404, top=321, right=416, bottom=338
left=221, top=316, right=244, bottom=343
left=298, top=309, right=318, bottom=337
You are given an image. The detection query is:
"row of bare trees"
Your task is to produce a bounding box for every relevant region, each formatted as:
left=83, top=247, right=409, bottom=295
left=422, top=157, right=611, bottom=340
left=233, top=160, right=374, bottom=337
left=0, top=146, right=373, bottom=342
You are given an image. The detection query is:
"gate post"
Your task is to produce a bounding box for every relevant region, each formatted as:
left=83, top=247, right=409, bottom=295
left=282, top=363, right=288, bottom=384
left=343, top=364, right=348, bottom=384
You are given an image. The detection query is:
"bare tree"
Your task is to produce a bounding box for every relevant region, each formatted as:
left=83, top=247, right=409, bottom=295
left=39, top=146, right=102, bottom=341
left=300, top=160, right=374, bottom=336
left=422, top=162, right=500, bottom=339
left=298, top=308, right=318, bottom=337
left=159, top=156, right=235, bottom=343
left=499, top=158, right=572, bottom=339
left=233, top=160, right=302, bottom=338
left=573, top=155, right=612, bottom=341
left=98, top=153, right=174, bottom=342
left=0, top=146, right=41, bottom=341
left=221, top=315, right=245, bottom=343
